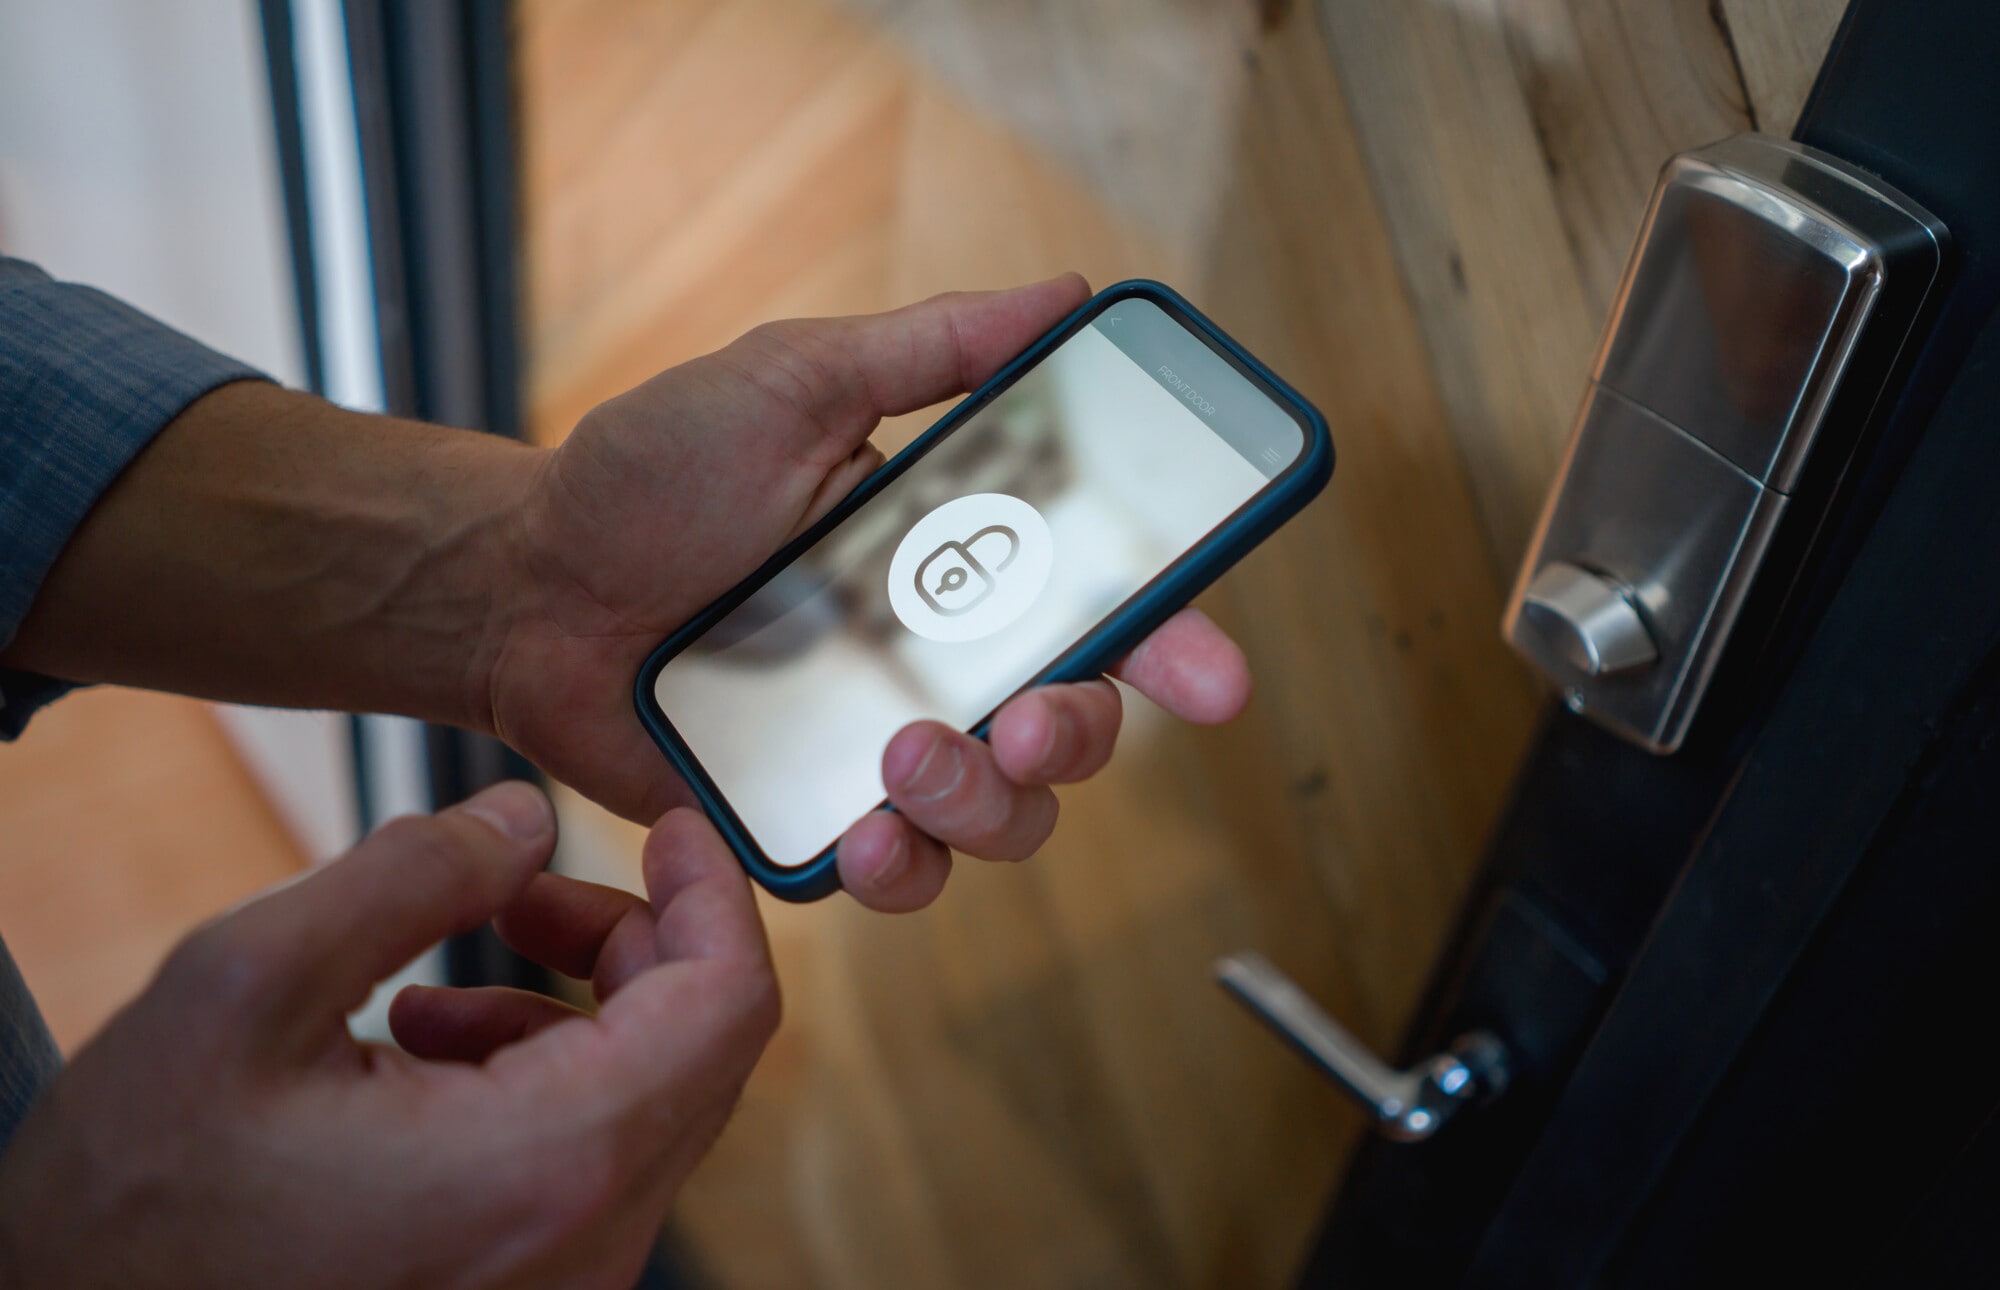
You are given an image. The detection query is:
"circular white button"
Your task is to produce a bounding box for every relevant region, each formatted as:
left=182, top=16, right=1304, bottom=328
left=887, top=493, right=1054, bottom=643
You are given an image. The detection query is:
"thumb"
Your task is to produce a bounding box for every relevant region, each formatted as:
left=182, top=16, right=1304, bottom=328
left=827, top=273, right=1092, bottom=418
left=724, top=274, right=1092, bottom=452
left=166, top=781, right=556, bottom=1052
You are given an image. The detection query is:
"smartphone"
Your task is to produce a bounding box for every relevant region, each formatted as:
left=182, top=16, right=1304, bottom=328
left=635, top=280, right=1333, bottom=900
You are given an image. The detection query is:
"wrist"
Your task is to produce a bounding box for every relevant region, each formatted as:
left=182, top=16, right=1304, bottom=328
left=3, top=381, right=551, bottom=729
left=449, top=437, right=547, bottom=739
left=365, top=422, right=548, bottom=736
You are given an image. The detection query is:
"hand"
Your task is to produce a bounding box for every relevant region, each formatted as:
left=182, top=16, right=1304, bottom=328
left=1, top=271, right=1250, bottom=914
left=488, top=276, right=1253, bottom=909
left=0, top=783, right=778, bottom=1290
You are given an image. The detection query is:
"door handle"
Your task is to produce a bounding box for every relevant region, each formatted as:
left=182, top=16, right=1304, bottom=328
left=1215, top=952, right=1508, bottom=1142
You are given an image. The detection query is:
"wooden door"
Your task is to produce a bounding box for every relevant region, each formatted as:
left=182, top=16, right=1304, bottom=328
left=516, top=3, right=1843, bottom=1285
left=1313, top=0, right=2000, bottom=1280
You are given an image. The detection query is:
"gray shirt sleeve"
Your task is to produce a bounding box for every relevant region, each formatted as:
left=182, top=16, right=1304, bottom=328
left=0, top=255, right=268, bottom=736
left=0, top=257, right=271, bottom=1152
left=0, top=936, right=59, bottom=1157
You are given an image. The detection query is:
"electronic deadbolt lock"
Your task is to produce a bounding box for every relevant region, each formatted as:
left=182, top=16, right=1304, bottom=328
left=1504, top=134, right=1948, bottom=753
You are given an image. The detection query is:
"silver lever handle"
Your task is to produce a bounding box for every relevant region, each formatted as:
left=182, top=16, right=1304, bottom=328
left=1215, top=952, right=1508, bottom=1142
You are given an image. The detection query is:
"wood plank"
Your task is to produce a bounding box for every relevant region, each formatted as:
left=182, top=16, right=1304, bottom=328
left=1310, top=0, right=1794, bottom=578
left=1720, top=0, right=1850, bottom=133
left=1720, top=0, right=1840, bottom=135
left=1309, top=0, right=1845, bottom=580
left=1312, top=0, right=1605, bottom=580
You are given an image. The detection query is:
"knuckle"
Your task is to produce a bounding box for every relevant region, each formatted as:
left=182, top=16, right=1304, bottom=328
left=741, top=320, right=819, bottom=378
left=951, top=776, right=1019, bottom=849
left=378, top=815, right=483, bottom=896
left=373, top=812, right=451, bottom=856
left=368, top=814, right=504, bottom=935
left=732, top=962, right=783, bottom=1044
left=158, top=920, right=283, bottom=1013
left=507, top=1138, right=628, bottom=1249
left=1062, top=682, right=1118, bottom=741
left=565, top=1150, right=628, bottom=1231
left=699, top=957, right=783, bottom=1050
left=743, top=317, right=805, bottom=350
left=977, top=789, right=1056, bottom=862
left=737, top=320, right=860, bottom=424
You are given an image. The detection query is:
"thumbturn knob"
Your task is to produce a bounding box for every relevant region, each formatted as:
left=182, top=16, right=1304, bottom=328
left=1520, top=563, right=1657, bottom=676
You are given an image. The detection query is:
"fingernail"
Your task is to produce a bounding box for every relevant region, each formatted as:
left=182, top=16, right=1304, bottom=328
left=459, top=780, right=553, bottom=843
left=895, top=733, right=964, bottom=803
left=1033, top=698, right=1065, bottom=773
left=866, top=829, right=910, bottom=889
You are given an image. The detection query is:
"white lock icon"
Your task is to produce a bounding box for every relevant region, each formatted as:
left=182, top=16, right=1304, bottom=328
left=889, top=494, right=1053, bottom=643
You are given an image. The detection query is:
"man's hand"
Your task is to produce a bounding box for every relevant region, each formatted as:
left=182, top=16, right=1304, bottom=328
left=486, top=275, right=1252, bottom=909
left=4, top=275, right=1253, bottom=911
left=0, top=782, right=777, bottom=1290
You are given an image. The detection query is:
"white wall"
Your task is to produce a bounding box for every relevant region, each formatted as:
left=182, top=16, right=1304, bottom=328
left=0, top=0, right=357, bottom=864
left=0, top=0, right=302, bottom=381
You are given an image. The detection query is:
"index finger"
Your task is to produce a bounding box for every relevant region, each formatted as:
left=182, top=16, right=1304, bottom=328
left=642, top=808, right=772, bottom=968
left=486, top=810, right=777, bottom=1105
left=1108, top=607, right=1252, bottom=725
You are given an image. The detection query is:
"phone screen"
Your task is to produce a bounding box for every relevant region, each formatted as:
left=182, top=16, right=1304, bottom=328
left=650, top=295, right=1308, bottom=867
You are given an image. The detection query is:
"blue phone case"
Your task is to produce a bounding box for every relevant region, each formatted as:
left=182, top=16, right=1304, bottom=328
left=635, top=280, right=1334, bottom=901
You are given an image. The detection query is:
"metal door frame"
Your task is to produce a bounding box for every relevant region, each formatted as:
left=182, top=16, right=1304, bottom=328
left=259, top=0, right=543, bottom=993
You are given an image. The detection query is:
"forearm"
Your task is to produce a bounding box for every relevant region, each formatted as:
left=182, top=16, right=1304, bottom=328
left=2, top=381, right=540, bottom=731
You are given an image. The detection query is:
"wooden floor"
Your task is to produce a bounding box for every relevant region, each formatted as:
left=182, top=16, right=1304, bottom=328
left=0, top=687, right=305, bottom=1053
left=517, top=3, right=1841, bottom=1286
